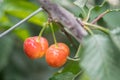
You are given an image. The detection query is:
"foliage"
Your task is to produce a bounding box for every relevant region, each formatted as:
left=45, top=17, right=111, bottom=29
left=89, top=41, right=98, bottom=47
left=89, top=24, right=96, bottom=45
left=0, top=0, right=120, bottom=80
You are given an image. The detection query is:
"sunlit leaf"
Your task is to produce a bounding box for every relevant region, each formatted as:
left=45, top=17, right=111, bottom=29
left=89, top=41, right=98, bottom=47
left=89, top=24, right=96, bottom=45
left=0, top=15, right=12, bottom=28
left=14, top=28, right=30, bottom=40
left=4, top=1, right=47, bottom=26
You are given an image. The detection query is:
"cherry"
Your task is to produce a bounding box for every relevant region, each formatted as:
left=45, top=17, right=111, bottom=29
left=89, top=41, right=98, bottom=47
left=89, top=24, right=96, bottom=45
left=23, top=36, right=48, bottom=59
left=46, top=43, right=70, bottom=67
left=56, top=43, right=70, bottom=56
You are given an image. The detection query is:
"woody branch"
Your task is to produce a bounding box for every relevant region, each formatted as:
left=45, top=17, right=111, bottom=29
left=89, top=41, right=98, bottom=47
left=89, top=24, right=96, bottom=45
left=38, top=0, right=88, bottom=43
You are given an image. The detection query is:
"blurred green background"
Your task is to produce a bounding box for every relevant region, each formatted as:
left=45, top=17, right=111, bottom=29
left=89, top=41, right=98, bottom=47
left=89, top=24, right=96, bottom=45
left=0, top=0, right=120, bottom=80
left=0, top=0, right=78, bottom=80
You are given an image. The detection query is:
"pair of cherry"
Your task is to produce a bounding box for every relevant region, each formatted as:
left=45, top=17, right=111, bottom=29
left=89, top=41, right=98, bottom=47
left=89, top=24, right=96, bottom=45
left=23, top=36, right=70, bottom=68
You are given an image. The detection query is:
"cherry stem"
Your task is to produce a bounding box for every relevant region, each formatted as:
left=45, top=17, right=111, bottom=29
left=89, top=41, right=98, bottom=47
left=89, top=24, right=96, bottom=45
left=84, top=7, right=93, bottom=22
left=81, top=8, right=87, bottom=19
left=38, top=23, right=47, bottom=40
left=39, top=23, right=48, bottom=37
left=83, top=22, right=110, bottom=34
left=91, top=10, right=109, bottom=24
left=74, top=44, right=82, bottom=58
left=50, top=23, right=58, bottom=47
left=84, top=26, right=94, bottom=35
left=91, top=9, right=120, bottom=24
left=67, top=57, right=80, bottom=61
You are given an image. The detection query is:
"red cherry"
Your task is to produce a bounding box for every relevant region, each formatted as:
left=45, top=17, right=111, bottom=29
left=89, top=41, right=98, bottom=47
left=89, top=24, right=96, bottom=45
left=39, top=37, right=49, bottom=53
left=23, top=36, right=48, bottom=59
left=46, top=43, right=70, bottom=67
left=57, top=43, right=70, bottom=56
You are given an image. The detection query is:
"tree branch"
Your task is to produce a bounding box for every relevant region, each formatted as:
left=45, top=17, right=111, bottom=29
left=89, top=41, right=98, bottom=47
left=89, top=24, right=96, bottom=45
left=38, top=0, right=88, bottom=43
left=91, top=10, right=109, bottom=24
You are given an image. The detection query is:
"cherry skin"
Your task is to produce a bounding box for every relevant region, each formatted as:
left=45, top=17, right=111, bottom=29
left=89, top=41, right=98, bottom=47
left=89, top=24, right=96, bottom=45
left=56, top=43, right=70, bottom=56
left=23, top=36, right=48, bottom=59
left=39, top=37, right=49, bottom=54
left=46, top=43, right=70, bottom=67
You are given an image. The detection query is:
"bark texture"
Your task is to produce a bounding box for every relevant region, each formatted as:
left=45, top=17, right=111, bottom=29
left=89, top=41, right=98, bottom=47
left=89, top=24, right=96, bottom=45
left=39, top=0, right=88, bottom=43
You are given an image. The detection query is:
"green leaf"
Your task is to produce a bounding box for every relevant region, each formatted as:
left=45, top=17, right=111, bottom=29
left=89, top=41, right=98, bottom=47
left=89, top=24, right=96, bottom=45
left=81, top=35, right=120, bottom=80
left=50, top=60, right=81, bottom=80
left=110, top=27, right=120, bottom=51
left=14, top=28, right=30, bottom=40
left=4, top=1, right=47, bottom=26
left=0, top=36, right=13, bottom=71
left=89, top=2, right=109, bottom=22
left=94, top=0, right=104, bottom=5
left=5, top=0, right=28, bottom=1
left=62, top=60, right=81, bottom=74
left=0, top=15, right=12, bottom=28
left=0, top=2, right=11, bottom=27
left=44, top=22, right=60, bottom=34
left=80, top=72, right=90, bottom=80
left=0, top=3, right=4, bottom=19
left=103, top=10, right=120, bottom=29
left=74, top=0, right=88, bottom=8
left=50, top=72, right=75, bottom=80
left=52, top=0, right=82, bottom=17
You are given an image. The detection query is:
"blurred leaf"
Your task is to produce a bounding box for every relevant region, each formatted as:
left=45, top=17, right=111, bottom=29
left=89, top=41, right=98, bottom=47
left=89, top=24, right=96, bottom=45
left=5, top=0, right=28, bottom=1
left=50, top=60, right=81, bottom=80
left=44, top=22, right=60, bottom=34
left=0, top=4, right=4, bottom=19
left=4, top=0, right=38, bottom=10
left=50, top=72, right=75, bottom=80
left=89, top=2, right=109, bottom=22
left=0, top=36, right=13, bottom=71
left=4, top=1, right=47, bottom=26
left=103, top=10, right=120, bottom=29
left=94, top=0, right=104, bottom=5
left=0, top=16, right=10, bottom=25
left=110, top=27, right=120, bottom=51
left=62, top=60, right=81, bottom=74
left=0, top=15, right=12, bottom=28
left=14, top=28, right=30, bottom=40
left=81, top=35, right=120, bottom=80
left=52, top=0, right=82, bottom=17
left=0, top=2, right=11, bottom=28
left=80, top=72, right=90, bottom=80
left=74, top=0, right=88, bottom=8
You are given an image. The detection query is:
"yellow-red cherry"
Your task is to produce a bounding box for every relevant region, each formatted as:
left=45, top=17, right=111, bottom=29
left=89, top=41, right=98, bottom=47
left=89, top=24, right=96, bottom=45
left=23, top=36, right=48, bottom=59
left=57, top=43, right=70, bottom=56
left=46, top=43, right=70, bottom=67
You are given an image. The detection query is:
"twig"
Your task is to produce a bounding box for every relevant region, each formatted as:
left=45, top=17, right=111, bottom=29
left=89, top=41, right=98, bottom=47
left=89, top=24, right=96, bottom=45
left=39, top=0, right=88, bottom=43
left=83, top=22, right=109, bottom=34
left=84, top=7, right=94, bottom=22
left=91, top=10, right=109, bottom=24
left=84, top=26, right=94, bottom=35
left=74, top=44, right=81, bottom=58
left=67, top=57, right=80, bottom=61
left=56, top=23, right=78, bottom=49
left=0, top=8, right=43, bottom=38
